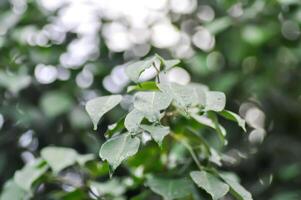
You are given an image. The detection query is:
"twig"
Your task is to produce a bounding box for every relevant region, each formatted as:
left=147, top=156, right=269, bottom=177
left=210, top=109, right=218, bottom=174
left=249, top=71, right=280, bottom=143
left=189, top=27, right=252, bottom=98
left=153, top=62, right=161, bottom=83
left=170, top=132, right=203, bottom=171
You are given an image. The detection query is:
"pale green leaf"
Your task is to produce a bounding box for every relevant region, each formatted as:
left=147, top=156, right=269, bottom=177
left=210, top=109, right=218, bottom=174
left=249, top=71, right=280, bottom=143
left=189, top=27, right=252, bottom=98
left=146, top=176, right=193, bottom=200
left=162, top=59, right=180, bottom=71
left=134, top=91, right=172, bottom=122
left=189, top=83, right=208, bottom=107
left=41, top=147, right=77, bottom=173
left=76, top=154, right=95, bottom=166
left=191, top=114, right=226, bottom=136
left=209, top=148, right=222, bottom=166
left=155, top=54, right=180, bottom=71
left=85, top=95, right=122, bottom=130
left=219, top=110, right=246, bottom=132
left=205, top=91, right=226, bottom=112
left=90, top=179, right=126, bottom=197
left=219, top=172, right=253, bottom=200
left=190, top=171, right=229, bottom=200
left=99, top=134, right=140, bottom=171
left=125, top=56, right=157, bottom=83
left=14, top=159, right=48, bottom=191
left=158, top=83, right=197, bottom=110
left=191, top=114, right=216, bottom=128
left=0, top=180, right=26, bottom=200
left=124, top=109, right=144, bottom=133
left=140, top=124, right=170, bottom=146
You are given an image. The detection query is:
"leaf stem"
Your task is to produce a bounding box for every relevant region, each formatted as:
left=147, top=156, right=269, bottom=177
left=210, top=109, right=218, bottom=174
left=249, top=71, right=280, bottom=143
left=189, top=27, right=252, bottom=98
left=170, top=132, right=203, bottom=171
left=153, top=62, right=161, bottom=83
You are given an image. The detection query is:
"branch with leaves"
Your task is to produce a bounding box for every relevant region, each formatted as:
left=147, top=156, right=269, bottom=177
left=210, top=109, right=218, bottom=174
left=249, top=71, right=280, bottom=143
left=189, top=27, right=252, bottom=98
left=1, top=55, right=252, bottom=200
left=86, top=54, right=252, bottom=200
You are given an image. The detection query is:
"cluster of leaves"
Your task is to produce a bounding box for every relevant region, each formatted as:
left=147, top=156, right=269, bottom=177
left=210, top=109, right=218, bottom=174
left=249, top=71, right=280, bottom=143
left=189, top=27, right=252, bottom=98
left=0, top=55, right=252, bottom=200
left=84, top=55, right=252, bottom=200
left=0, top=147, right=96, bottom=200
left=1, top=0, right=301, bottom=199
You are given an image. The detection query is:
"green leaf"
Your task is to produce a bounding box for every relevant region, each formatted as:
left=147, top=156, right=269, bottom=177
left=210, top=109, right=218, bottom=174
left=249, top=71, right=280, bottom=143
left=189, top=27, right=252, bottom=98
left=191, top=114, right=226, bottom=136
left=146, top=176, right=193, bottom=200
left=125, top=56, right=157, bottom=83
left=124, top=109, right=144, bottom=133
left=219, top=110, right=246, bottom=132
left=127, top=81, right=159, bottom=93
left=90, top=179, right=126, bottom=197
left=191, top=114, right=216, bottom=129
left=219, top=172, right=253, bottom=200
left=158, top=83, right=197, bottom=110
left=191, top=113, right=227, bottom=145
left=41, top=147, right=77, bottom=173
left=161, top=59, right=180, bottom=71
left=140, top=124, right=170, bottom=146
left=155, top=54, right=180, bottom=71
left=0, top=180, right=26, bottom=200
left=40, top=91, right=73, bottom=118
left=205, top=91, right=226, bottom=112
left=76, top=154, right=95, bottom=166
left=209, top=148, right=222, bottom=166
left=99, top=133, right=140, bottom=171
left=14, top=159, right=48, bottom=191
left=189, top=83, right=208, bottom=107
left=85, top=95, right=122, bottom=130
left=190, top=171, right=229, bottom=200
left=134, top=91, right=172, bottom=122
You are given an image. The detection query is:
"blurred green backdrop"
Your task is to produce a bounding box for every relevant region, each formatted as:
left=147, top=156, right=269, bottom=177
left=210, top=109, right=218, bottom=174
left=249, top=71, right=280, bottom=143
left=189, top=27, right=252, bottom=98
left=0, top=0, right=301, bottom=199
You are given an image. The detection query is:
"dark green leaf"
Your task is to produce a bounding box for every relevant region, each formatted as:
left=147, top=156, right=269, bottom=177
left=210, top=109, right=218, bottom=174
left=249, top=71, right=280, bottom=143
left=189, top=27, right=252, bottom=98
left=105, top=117, right=125, bottom=138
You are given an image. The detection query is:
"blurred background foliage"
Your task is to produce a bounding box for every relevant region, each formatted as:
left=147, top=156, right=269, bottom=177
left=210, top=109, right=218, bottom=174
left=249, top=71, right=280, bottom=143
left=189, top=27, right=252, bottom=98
left=0, top=0, right=301, bottom=199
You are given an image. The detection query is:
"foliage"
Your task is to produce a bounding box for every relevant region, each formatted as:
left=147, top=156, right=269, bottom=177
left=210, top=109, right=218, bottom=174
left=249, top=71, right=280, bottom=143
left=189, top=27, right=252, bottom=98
left=1, top=0, right=301, bottom=199
left=1, top=56, right=252, bottom=200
